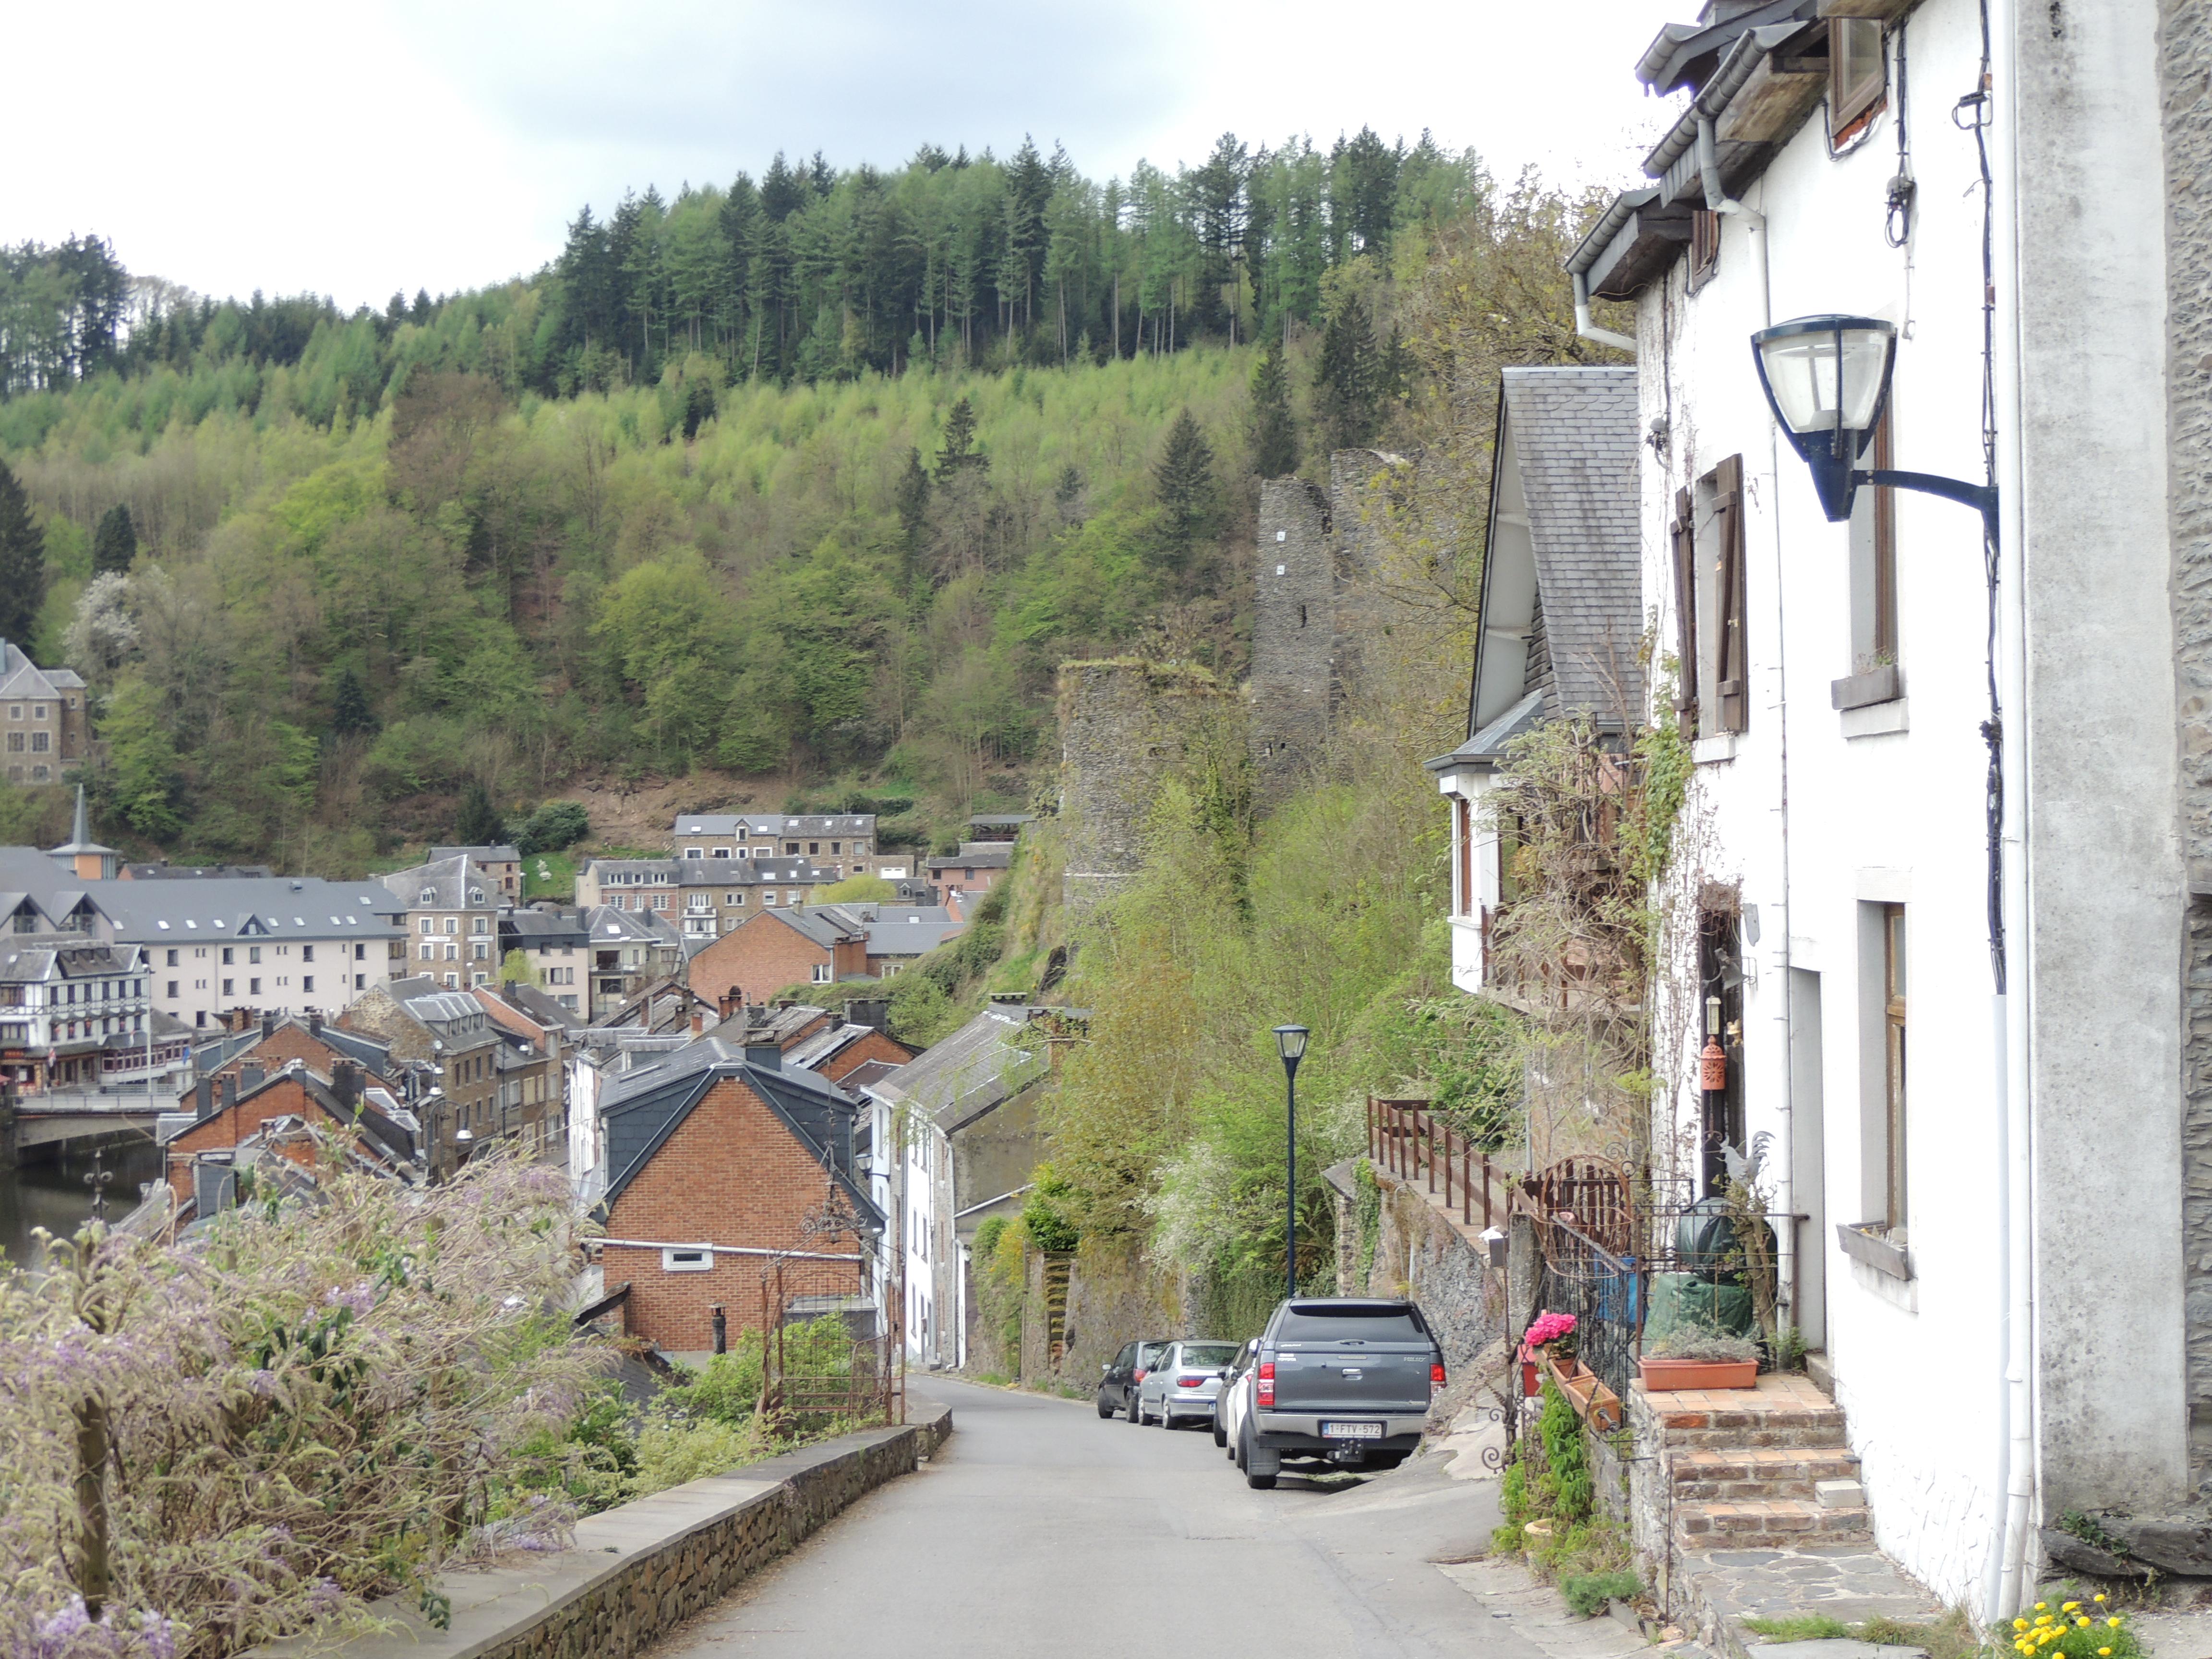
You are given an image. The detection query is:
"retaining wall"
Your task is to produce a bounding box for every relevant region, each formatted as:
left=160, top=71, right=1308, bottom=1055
left=258, top=1407, right=954, bottom=1659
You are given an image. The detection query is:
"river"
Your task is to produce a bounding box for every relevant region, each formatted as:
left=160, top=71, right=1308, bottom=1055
left=0, top=1142, right=165, bottom=1270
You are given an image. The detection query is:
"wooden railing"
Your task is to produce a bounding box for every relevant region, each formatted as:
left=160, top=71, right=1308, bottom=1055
left=1365, top=1095, right=1509, bottom=1231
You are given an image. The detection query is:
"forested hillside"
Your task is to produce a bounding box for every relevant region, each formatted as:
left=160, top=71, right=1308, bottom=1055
left=0, top=130, right=1615, bottom=873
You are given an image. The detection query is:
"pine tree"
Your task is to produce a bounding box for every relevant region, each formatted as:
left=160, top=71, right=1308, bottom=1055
left=329, top=667, right=376, bottom=737
left=1314, top=289, right=1381, bottom=453
left=0, top=460, right=45, bottom=645
left=92, top=504, right=137, bottom=577
left=935, top=397, right=986, bottom=476
left=456, top=779, right=504, bottom=847
left=894, top=447, right=932, bottom=559
left=1153, top=409, right=1217, bottom=562
left=1248, top=341, right=1299, bottom=478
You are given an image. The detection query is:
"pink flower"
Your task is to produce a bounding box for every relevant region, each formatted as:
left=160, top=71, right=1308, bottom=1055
left=1526, top=1312, right=1578, bottom=1346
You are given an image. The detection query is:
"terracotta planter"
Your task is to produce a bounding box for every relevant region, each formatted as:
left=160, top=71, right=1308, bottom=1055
left=1639, top=1356, right=1758, bottom=1391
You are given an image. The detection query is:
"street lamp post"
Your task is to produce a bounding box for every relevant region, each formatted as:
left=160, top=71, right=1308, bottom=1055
left=1273, top=1024, right=1309, bottom=1301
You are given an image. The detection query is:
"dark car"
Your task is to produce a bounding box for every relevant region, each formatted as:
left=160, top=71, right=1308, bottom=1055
left=1098, top=1338, right=1175, bottom=1421
left=1237, top=1298, right=1443, bottom=1489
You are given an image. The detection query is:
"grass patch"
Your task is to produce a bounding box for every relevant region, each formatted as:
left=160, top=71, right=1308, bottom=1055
left=1561, top=1570, right=1642, bottom=1618
left=523, top=849, right=576, bottom=902
left=1742, top=1616, right=1856, bottom=1642
left=1742, top=1609, right=1980, bottom=1659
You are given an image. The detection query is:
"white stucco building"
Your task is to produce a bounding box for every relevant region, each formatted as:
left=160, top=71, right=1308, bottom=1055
left=1442, top=0, right=2200, bottom=1620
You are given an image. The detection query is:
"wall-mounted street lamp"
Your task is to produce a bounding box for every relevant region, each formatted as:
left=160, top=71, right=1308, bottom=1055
left=1750, top=315, right=1997, bottom=539
left=1273, top=1023, right=1310, bottom=1301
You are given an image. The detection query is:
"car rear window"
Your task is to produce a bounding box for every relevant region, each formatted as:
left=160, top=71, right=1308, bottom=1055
left=1275, top=1304, right=1425, bottom=1342
left=1179, top=1343, right=1239, bottom=1366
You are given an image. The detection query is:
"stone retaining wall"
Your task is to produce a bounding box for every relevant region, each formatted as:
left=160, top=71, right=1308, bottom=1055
left=258, top=1407, right=954, bottom=1659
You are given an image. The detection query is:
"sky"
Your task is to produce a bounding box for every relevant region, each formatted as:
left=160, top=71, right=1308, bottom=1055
left=6, top=0, right=1677, bottom=313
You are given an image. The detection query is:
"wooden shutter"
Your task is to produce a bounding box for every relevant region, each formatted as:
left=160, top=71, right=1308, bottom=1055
left=1671, top=487, right=1698, bottom=738
left=1714, top=455, right=1749, bottom=733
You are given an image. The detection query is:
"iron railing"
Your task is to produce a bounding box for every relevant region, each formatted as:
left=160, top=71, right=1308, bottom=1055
left=1364, top=1096, right=1510, bottom=1230
left=1536, top=1213, right=1643, bottom=1402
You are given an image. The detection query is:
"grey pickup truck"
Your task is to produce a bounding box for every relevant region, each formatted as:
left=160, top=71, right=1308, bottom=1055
left=1237, top=1297, right=1443, bottom=1490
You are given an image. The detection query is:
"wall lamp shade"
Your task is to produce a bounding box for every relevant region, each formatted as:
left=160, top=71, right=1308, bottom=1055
left=1751, top=315, right=1897, bottom=521
left=1273, top=1024, right=1310, bottom=1065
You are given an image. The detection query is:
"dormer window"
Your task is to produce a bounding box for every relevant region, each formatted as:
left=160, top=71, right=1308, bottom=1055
left=469, top=888, right=484, bottom=903
left=420, top=888, right=437, bottom=904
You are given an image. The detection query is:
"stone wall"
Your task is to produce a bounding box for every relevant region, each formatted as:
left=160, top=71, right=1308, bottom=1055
left=256, top=1409, right=954, bottom=1659
left=1056, top=660, right=1231, bottom=912
left=2169, top=0, right=2212, bottom=1494
left=1019, top=1233, right=1184, bottom=1389
left=1251, top=479, right=1334, bottom=801
left=1367, top=1167, right=1503, bottom=1371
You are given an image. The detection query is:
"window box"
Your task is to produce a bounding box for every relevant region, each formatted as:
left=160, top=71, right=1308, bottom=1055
left=1830, top=663, right=1902, bottom=710
left=1837, top=1220, right=1912, bottom=1282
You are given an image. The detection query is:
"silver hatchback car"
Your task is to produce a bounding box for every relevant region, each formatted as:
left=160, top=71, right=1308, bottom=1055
left=1133, top=1339, right=1243, bottom=1429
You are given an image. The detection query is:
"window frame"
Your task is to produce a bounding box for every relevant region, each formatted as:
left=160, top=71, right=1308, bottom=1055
left=1829, top=17, right=1887, bottom=144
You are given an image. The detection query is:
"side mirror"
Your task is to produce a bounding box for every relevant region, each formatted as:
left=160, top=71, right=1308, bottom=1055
left=1101, top=1363, right=1110, bottom=1374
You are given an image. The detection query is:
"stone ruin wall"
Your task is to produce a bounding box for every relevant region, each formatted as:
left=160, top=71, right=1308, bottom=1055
left=1056, top=660, right=1231, bottom=912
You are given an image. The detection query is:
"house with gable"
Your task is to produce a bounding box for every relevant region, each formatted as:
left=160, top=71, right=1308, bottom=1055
left=595, top=1037, right=884, bottom=1354
left=160, top=1058, right=421, bottom=1222
left=1430, top=366, right=1642, bottom=994
left=0, top=640, right=89, bottom=786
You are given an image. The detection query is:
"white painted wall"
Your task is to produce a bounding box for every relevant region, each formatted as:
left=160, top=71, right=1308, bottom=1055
left=1625, top=0, right=2177, bottom=1602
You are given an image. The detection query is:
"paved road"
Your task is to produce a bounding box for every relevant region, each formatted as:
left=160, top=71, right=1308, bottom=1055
left=649, top=1376, right=1544, bottom=1659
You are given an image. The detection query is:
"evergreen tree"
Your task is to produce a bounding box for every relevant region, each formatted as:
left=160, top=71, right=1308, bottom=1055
left=0, top=460, right=44, bottom=645
left=1314, top=289, right=1381, bottom=453
left=1248, top=341, right=1299, bottom=478
left=329, top=667, right=376, bottom=737
left=935, top=397, right=986, bottom=476
left=92, top=503, right=137, bottom=576
left=894, top=447, right=932, bottom=558
left=456, top=779, right=503, bottom=846
left=1153, top=409, right=1216, bottom=562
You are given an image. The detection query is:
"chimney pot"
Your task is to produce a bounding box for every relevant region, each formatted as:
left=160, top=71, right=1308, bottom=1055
left=219, top=1075, right=237, bottom=1110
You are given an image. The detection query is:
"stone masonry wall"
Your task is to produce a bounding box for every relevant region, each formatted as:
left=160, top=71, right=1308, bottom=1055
left=1251, top=479, right=1334, bottom=801
left=1057, top=660, right=1231, bottom=912
left=255, top=1409, right=954, bottom=1659
left=1368, top=1169, right=1503, bottom=1371
left=2168, top=0, right=2212, bottom=1493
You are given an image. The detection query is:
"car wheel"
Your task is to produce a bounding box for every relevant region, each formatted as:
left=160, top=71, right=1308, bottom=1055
left=1097, top=1394, right=1115, bottom=1419
left=1128, top=1393, right=1144, bottom=1425
left=1159, top=1406, right=1175, bottom=1430
left=1240, top=1416, right=1280, bottom=1489
left=1213, top=1416, right=1228, bottom=1448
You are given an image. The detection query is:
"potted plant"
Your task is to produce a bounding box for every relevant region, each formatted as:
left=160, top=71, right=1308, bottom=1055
left=1638, top=1323, right=1759, bottom=1391
left=1525, top=1311, right=1579, bottom=1388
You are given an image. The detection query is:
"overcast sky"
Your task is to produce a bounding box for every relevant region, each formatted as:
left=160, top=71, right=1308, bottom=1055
left=8, top=0, right=1675, bottom=312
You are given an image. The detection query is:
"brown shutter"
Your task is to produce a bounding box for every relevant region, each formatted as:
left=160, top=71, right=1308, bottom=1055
left=1671, top=487, right=1698, bottom=738
left=1714, top=455, right=1749, bottom=733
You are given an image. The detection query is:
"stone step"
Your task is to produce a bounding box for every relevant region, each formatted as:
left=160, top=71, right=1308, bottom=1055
left=1671, top=1446, right=1862, bottom=1500
left=1675, top=1498, right=1873, bottom=1550
left=1651, top=1395, right=1850, bottom=1451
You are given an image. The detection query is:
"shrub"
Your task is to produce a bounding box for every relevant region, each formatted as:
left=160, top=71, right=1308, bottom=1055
left=512, top=800, right=590, bottom=855
left=1021, top=1166, right=1081, bottom=1254
left=1644, top=1319, right=1759, bottom=1363
left=1561, top=1570, right=1643, bottom=1619
left=2011, top=1597, right=2143, bottom=1659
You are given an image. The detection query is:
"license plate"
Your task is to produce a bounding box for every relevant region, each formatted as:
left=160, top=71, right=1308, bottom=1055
left=1321, top=1420, right=1384, bottom=1440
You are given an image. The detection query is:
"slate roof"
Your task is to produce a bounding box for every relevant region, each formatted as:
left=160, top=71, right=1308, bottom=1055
left=867, top=1003, right=1054, bottom=1130
left=588, top=856, right=835, bottom=887
left=819, top=904, right=965, bottom=956
left=0, top=852, right=404, bottom=944
left=502, top=908, right=588, bottom=948
left=0, top=641, right=84, bottom=696
left=430, top=845, right=521, bottom=864
left=584, top=906, right=680, bottom=945
left=501, top=982, right=584, bottom=1029
left=1488, top=367, right=1643, bottom=725
left=383, top=855, right=500, bottom=913
left=1428, top=690, right=1547, bottom=774
left=598, top=1047, right=881, bottom=1227
left=122, top=863, right=276, bottom=880
left=926, top=842, right=1014, bottom=872
left=672, top=813, right=876, bottom=837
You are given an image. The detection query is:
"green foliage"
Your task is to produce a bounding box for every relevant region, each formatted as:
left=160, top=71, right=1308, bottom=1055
left=456, top=779, right=504, bottom=846
left=91, top=503, right=136, bottom=576
left=512, top=799, right=589, bottom=856
left=972, top=1214, right=1009, bottom=1262
left=329, top=667, right=376, bottom=737
left=99, top=675, right=184, bottom=839
left=813, top=872, right=896, bottom=903
left=1561, top=1571, right=1643, bottom=1619
left=0, top=458, right=42, bottom=643
left=1354, top=1158, right=1383, bottom=1292
left=1021, top=1165, right=1081, bottom=1254
left=1537, top=1381, right=1595, bottom=1523
left=498, top=949, right=541, bottom=987
left=1152, top=409, right=1217, bottom=563
left=1742, top=1617, right=1856, bottom=1642
left=1248, top=340, right=1299, bottom=479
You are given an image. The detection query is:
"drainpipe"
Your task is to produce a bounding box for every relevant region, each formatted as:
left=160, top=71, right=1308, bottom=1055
left=1572, top=269, right=1638, bottom=356
left=1704, top=114, right=1796, bottom=1338
left=1986, top=0, right=2037, bottom=1621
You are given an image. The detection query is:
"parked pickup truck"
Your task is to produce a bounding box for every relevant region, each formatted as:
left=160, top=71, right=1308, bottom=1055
left=1237, top=1298, right=1443, bottom=1490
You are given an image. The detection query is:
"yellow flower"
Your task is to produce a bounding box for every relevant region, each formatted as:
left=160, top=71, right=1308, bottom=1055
left=2095, top=1596, right=2108, bottom=1604
left=2109, top=1619, right=2122, bottom=1629
left=2079, top=1617, right=2093, bottom=1627
left=2038, top=1604, right=2049, bottom=1612
left=2016, top=1622, right=2030, bottom=1632
left=2065, top=1604, right=2081, bottom=1612
left=2100, top=1650, right=2113, bottom=1656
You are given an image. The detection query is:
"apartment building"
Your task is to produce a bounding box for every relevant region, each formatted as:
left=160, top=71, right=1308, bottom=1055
left=382, top=854, right=505, bottom=989
left=0, top=640, right=89, bottom=786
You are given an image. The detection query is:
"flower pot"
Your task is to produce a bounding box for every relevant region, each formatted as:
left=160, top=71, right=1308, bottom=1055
left=1521, top=1358, right=1540, bottom=1396
left=1639, top=1356, right=1759, bottom=1391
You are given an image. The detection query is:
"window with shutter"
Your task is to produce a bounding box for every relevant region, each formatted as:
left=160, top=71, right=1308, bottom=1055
left=1713, top=455, right=1749, bottom=733
left=1671, top=487, right=1699, bottom=739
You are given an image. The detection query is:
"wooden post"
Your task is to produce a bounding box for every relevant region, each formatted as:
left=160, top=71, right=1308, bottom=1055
left=1425, top=1110, right=1436, bottom=1195
left=1481, top=1154, right=1492, bottom=1229
left=1444, top=1125, right=1454, bottom=1212
left=1462, top=1137, right=1472, bottom=1226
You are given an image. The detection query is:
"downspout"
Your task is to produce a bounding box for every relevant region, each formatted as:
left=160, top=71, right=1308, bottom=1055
left=1987, top=0, right=2036, bottom=1619
left=1702, top=115, right=1796, bottom=1343
left=1573, top=269, right=1638, bottom=356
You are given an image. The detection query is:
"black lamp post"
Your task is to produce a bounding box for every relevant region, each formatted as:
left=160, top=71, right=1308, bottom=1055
left=1273, top=1024, right=1309, bottom=1300
left=1750, top=314, right=1997, bottom=539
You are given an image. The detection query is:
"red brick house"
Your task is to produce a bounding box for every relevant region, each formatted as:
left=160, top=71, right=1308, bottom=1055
left=923, top=841, right=1012, bottom=903
left=685, top=908, right=868, bottom=1010
left=163, top=1061, right=419, bottom=1213
left=596, top=1041, right=883, bottom=1354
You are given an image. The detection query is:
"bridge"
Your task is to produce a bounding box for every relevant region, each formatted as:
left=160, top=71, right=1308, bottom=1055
left=5, top=1090, right=170, bottom=1159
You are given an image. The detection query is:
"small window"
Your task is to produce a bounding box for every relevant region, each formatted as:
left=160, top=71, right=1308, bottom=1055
left=812, top=963, right=832, bottom=984
left=165, top=949, right=178, bottom=967
left=302, top=975, right=314, bottom=992
left=1830, top=18, right=1886, bottom=142
left=1690, top=209, right=1721, bottom=289
left=662, top=1246, right=713, bottom=1273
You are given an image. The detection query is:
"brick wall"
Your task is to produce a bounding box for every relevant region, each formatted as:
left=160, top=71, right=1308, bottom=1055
left=164, top=1076, right=355, bottom=1204
left=687, top=915, right=830, bottom=1009
left=605, top=1074, right=868, bottom=1351
left=817, top=1027, right=913, bottom=1085
left=205, top=1026, right=396, bottom=1092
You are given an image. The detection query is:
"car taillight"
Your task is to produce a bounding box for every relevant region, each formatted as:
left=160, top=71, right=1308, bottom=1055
left=1431, top=1362, right=1447, bottom=1400
left=1257, top=1360, right=1274, bottom=1408
left=1177, top=1375, right=1202, bottom=1388
left=1133, top=1369, right=1147, bottom=1381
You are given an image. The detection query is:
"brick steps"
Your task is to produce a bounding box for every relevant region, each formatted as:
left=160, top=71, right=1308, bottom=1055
left=1671, top=1446, right=1862, bottom=1500
left=1676, top=1497, right=1873, bottom=1549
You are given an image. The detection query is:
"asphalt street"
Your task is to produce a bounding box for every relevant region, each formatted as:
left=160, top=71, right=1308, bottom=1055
left=646, top=1375, right=1547, bottom=1659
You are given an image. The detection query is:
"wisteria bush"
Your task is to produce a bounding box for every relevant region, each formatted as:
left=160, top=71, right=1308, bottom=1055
left=0, top=1152, right=601, bottom=1659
